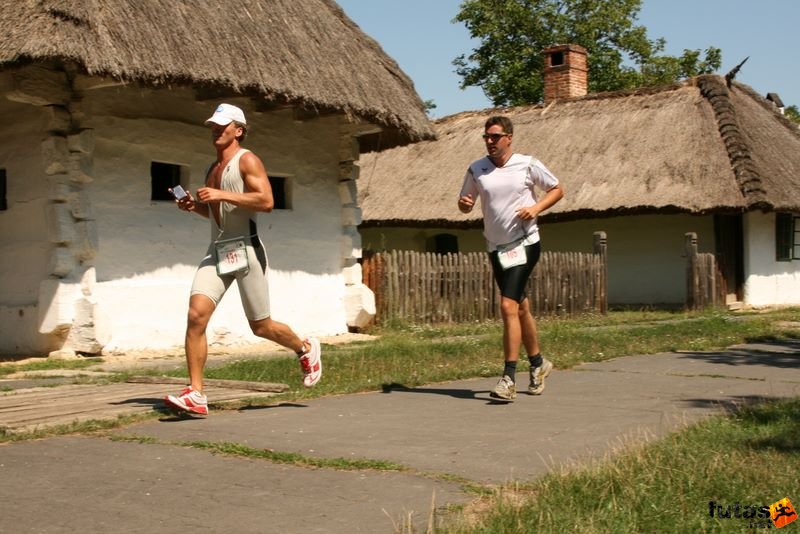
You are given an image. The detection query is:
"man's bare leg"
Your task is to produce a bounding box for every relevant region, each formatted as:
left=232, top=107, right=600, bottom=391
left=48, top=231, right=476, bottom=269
left=250, top=317, right=322, bottom=387
left=500, top=296, right=522, bottom=362
left=249, top=317, right=306, bottom=353
left=519, top=297, right=540, bottom=357
left=186, top=294, right=216, bottom=392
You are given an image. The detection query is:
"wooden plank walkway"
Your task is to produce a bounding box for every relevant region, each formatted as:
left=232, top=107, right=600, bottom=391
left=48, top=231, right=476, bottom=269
left=0, top=382, right=281, bottom=435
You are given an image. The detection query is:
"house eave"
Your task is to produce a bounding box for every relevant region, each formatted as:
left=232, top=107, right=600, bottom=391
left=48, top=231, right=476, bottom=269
left=360, top=205, right=761, bottom=229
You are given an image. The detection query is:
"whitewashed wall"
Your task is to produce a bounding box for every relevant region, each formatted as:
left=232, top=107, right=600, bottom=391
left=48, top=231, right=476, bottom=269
left=362, top=213, right=716, bottom=305
left=743, top=211, right=800, bottom=306
left=0, top=81, right=354, bottom=355
left=0, top=98, right=57, bottom=354
left=86, top=89, right=349, bottom=351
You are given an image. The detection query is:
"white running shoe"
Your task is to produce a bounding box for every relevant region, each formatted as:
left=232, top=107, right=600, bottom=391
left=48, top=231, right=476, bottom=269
left=490, top=375, right=516, bottom=400
left=528, top=358, right=553, bottom=395
left=298, top=337, right=322, bottom=387
left=164, top=386, right=209, bottom=415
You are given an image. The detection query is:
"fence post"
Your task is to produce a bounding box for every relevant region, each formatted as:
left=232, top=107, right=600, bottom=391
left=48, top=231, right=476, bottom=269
left=685, top=232, right=699, bottom=310
left=593, top=231, right=608, bottom=314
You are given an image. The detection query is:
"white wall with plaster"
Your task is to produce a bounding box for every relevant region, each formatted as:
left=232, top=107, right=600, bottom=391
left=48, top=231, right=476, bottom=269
left=0, top=81, right=357, bottom=355
left=362, top=213, right=717, bottom=306
left=0, top=95, right=57, bottom=354
left=83, top=89, right=349, bottom=352
left=743, top=211, right=800, bottom=306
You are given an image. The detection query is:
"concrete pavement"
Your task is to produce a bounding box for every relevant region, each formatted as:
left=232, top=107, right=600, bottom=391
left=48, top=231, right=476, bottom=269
left=1, top=340, right=799, bottom=533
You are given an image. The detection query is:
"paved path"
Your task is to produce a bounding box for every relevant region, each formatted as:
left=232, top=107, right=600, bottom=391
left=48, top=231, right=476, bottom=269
left=1, top=341, right=798, bottom=533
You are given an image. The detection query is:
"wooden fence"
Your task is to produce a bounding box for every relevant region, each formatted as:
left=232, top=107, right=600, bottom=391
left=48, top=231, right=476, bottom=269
left=685, top=232, right=726, bottom=310
left=362, top=232, right=608, bottom=325
left=361, top=231, right=725, bottom=324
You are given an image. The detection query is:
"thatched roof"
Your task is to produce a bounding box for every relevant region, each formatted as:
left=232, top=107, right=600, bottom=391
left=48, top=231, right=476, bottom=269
left=359, top=74, right=800, bottom=226
left=0, top=0, right=433, bottom=148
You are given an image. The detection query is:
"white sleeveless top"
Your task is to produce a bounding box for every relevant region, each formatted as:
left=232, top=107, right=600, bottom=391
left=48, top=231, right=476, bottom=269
left=208, top=148, right=261, bottom=244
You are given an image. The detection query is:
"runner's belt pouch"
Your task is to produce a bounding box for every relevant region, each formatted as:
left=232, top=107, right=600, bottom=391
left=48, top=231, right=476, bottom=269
left=496, top=237, right=527, bottom=270
left=214, top=236, right=249, bottom=276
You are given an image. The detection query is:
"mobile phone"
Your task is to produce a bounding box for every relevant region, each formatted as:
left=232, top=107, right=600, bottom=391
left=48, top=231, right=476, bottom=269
left=171, top=185, right=188, bottom=200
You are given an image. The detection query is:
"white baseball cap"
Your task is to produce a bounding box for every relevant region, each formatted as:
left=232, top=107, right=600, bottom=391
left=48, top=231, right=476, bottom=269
left=205, top=103, right=247, bottom=126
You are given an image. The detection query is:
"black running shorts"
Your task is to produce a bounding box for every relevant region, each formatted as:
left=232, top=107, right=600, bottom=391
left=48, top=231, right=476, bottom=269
left=488, top=242, right=541, bottom=303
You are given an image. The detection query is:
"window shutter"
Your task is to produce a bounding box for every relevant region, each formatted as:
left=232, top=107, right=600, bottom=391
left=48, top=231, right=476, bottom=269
left=776, top=213, right=792, bottom=261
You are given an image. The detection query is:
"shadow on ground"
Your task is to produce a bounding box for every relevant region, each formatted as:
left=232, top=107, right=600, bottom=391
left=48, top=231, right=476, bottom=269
left=676, top=340, right=800, bottom=369
left=381, top=382, right=523, bottom=405
left=681, top=394, right=790, bottom=413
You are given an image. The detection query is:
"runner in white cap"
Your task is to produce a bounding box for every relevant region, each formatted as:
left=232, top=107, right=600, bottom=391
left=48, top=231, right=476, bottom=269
left=165, top=103, right=322, bottom=415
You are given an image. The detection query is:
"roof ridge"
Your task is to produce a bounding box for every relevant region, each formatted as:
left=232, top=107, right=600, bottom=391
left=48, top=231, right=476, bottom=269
left=696, top=74, right=771, bottom=209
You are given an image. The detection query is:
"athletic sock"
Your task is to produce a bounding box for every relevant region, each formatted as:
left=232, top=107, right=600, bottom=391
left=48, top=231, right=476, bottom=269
left=503, top=361, right=517, bottom=382
left=528, top=353, right=543, bottom=368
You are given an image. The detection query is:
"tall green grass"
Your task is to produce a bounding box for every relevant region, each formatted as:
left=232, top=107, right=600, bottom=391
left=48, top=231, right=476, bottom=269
left=443, top=398, right=800, bottom=533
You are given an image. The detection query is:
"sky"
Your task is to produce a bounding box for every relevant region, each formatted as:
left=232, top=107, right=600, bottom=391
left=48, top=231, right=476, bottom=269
left=336, top=0, right=799, bottom=119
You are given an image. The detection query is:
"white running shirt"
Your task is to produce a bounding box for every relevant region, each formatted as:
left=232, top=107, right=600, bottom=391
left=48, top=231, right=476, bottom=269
left=460, top=153, right=559, bottom=252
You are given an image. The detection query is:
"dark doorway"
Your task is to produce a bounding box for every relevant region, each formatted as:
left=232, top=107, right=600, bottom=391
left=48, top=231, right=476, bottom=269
left=714, top=214, right=744, bottom=303
left=427, top=233, right=458, bottom=254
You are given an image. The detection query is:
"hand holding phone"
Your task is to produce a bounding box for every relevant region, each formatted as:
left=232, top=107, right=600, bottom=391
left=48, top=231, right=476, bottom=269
left=171, top=185, right=188, bottom=200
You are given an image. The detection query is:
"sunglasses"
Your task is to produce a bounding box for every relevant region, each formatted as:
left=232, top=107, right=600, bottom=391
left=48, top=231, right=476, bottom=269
left=482, top=133, right=510, bottom=142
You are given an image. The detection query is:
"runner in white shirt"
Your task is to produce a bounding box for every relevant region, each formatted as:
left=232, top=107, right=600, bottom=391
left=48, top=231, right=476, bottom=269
left=458, top=116, right=564, bottom=401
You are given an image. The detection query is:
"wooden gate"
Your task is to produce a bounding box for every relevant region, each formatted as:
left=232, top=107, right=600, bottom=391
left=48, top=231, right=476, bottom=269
left=685, top=232, right=726, bottom=310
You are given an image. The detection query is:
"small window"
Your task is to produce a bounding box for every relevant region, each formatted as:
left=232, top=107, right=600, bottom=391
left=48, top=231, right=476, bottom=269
left=269, top=176, right=289, bottom=209
left=151, top=162, right=188, bottom=201
left=776, top=212, right=800, bottom=261
left=0, top=169, right=6, bottom=211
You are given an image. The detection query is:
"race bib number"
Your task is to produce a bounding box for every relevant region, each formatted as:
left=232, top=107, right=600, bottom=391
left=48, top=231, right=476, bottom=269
left=497, top=242, right=527, bottom=270
left=215, top=238, right=249, bottom=276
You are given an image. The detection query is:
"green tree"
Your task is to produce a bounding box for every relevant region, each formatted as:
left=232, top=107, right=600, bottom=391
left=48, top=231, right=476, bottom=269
left=423, top=99, right=438, bottom=116
left=785, top=105, right=800, bottom=125
left=453, top=0, right=722, bottom=106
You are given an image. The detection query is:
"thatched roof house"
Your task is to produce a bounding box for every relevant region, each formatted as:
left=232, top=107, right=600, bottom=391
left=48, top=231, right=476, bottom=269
left=359, top=45, right=800, bottom=308
left=360, top=75, right=800, bottom=226
left=0, top=0, right=434, bottom=355
left=0, top=0, right=433, bottom=148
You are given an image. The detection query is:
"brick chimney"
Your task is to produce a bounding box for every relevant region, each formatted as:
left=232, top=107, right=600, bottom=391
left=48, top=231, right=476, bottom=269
left=543, top=44, right=588, bottom=104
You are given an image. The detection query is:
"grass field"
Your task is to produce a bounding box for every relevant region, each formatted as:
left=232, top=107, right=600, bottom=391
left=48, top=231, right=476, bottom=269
left=441, top=397, right=800, bottom=533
